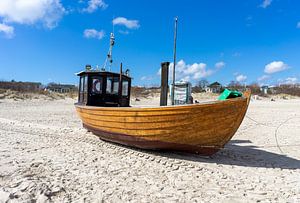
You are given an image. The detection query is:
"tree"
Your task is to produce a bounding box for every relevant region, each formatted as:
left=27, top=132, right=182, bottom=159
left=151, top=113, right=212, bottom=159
left=248, top=82, right=261, bottom=94
left=227, top=81, right=243, bottom=90
left=198, top=79, right=209, bottom=90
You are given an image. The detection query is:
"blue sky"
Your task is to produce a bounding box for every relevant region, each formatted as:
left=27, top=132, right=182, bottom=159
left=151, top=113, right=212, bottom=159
left=0, top=0, right=300, bottom=86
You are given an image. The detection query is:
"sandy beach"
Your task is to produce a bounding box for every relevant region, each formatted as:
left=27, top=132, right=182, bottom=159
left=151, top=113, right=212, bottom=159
left=0, top=97, right=300, bottom=202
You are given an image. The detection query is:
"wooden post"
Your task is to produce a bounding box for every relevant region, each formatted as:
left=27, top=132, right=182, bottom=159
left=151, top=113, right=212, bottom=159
left=160, top=62, right=170, bottom=106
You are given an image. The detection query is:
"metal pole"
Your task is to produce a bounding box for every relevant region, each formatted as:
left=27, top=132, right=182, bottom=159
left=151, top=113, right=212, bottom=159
left=109, top=32, right=115, bottom=72
left=171, top=17, right=178, bottom=105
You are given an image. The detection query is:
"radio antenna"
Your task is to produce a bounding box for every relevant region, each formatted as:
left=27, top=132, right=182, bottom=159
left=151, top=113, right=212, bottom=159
left=103, top=32, right=115, bottom=72
left=103, top=16, right=115, bottom=72
left=171, top=17, right=178, bottom=105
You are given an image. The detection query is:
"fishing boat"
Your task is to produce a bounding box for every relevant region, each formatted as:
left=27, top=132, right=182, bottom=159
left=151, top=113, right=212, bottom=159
left=75, top=21, right=251, bottom=155
left=75, top=63, right=251, bottom=155
left=75, top=86, right=250, bottom=155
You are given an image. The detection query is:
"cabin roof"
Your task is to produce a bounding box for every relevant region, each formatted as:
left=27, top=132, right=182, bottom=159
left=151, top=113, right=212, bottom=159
left=208, top=81, right=222, bottom=87
left=76, top=70, right=131, bottom=79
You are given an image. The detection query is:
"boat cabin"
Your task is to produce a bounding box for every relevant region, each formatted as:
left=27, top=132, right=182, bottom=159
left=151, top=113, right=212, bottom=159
left=76, top=70, right=131, bottom=107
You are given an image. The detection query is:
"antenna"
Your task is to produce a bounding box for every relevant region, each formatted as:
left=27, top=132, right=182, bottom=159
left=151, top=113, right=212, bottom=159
left=108, top=32, right=115, bottom=71
left=171, top=17, right=178, bottom=105
left=112, top=15, right=115, bottom=34
left=103, top=16, right=116, bottom=72
left=103, top=32, right=115, bottom=72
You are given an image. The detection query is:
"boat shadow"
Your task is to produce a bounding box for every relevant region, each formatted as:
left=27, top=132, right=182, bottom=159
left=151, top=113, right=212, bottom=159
left=160, top=139, right=300, bottom=170
left=102, top=139, right=300, bottom=169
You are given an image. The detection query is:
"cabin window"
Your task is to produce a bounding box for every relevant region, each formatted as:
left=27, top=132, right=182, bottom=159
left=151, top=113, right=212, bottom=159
left=112, top=81, right=119, bottom=94
left=106, top=77, right=112, bottom=94
left=92, top=77, right=102, bottom=94
left=80, top=77, right=84, bottom=92
left=122, top=80, right=129, bottom=96
left=106, top=77, right=119, bottom=95
left=84, top=76, right=88, bottom=92
left=79, top=76, right=87, bottom=104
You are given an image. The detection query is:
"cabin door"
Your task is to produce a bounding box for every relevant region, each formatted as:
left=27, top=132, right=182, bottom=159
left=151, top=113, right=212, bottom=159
left=89, top=76, right=104, bottom=106
left=79, top=76, right=88, bottom=104
left=83, top=76, right=88, bottom=104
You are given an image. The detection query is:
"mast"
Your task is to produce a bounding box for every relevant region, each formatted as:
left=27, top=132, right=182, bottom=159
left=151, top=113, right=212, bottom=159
left=103, top=32, right=115, bottom=71
left=108, top=32, right=115, bottom=71
left=171, top=17, right=178, bottom=105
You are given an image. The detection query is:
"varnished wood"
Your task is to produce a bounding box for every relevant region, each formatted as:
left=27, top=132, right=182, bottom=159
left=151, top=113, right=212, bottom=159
left=75, top=91, right=251, bottom=155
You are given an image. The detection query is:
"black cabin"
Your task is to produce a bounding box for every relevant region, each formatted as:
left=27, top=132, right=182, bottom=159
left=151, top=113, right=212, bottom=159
left=76, top=70, right=131, bottom=107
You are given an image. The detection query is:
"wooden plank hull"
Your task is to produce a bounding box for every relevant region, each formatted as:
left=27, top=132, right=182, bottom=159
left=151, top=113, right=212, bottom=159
left=75, top=91, right=251, bottom=155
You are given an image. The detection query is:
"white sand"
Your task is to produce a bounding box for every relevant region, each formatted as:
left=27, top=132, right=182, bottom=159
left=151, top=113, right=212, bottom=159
left=0, top=97, right=300, bottom=202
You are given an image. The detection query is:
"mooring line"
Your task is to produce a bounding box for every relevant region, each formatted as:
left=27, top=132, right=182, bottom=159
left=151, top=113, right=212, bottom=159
left=274, top=117, right=296, bottom=155
left=245, top=115, right=269, bottom=126
left=245, top=115, right=300, bottom=155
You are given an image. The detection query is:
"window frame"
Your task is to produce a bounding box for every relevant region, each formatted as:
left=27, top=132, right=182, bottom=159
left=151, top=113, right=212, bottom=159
left=80, top=76, right=84, bottom=93
left=84, top=76, right=88, bottom=93
left=122, top=80, right=129, bottom=96
left=106, top=76, right=119, bottom=95
left=91, top=76, right=103, bottom=94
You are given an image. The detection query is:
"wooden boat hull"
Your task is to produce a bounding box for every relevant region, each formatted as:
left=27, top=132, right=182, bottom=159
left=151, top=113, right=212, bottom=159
left=75, top=91, right=251, bottom=155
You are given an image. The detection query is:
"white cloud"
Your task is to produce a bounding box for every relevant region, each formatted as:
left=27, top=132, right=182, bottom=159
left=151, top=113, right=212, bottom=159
left=140, top=76, right=153, bottom=81
left=284, top=77, right=298, bottom=84
left=297, top=22, right=300, bottom=29
left=260, top=0, right=272, bottom=8
left=83, top=29, right=105, bottom=39
left=264, top=61, right=289, bottom=74
left=236, top=74, right=247, bottom=82
left=140, top=76, right=147, bottom=81
left=157, top=60, right=217, bottom=82
left=0, top=22, right=14, bottom=38
left=82, top=0, right=107, bottom=13
left=181, top=76, right=190, bottom=82
left=118, top=30, right=129, bottom=35
left=215, top=61, right=225, bottom=69
left=0, top=0, right=65, bottom=29
left=257, top=75, right=271, bottom=82
left=175, top=60, right=213, bottom=80
left=113, top=17, right=140, bottom=29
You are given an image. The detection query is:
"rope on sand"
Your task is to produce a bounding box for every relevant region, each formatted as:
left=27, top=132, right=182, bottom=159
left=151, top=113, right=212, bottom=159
left=274, top=117, right=296, bottom=155
left=245, top=115, right=269, bottom=126
left=246, top=115, right=299, bottom=155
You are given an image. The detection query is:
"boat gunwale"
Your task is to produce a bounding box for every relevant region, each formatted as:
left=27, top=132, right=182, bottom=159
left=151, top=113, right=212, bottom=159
left=74, top=96, right=248, bottom=111
left=77, top=107, right=242, bottom=124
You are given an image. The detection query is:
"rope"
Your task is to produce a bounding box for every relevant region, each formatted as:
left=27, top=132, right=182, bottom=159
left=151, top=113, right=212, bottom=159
left=245, top=115, right=269, bottom=126
left=274, top=117, right=295, bottom=154
left=246, top=115, right=299, bottom=155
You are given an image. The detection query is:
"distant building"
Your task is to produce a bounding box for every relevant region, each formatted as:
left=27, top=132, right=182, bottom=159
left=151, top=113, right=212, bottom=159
left=205, top=82, right=222, bottom=93
left=269, top=85, right=277, bottom=94
left=46, top=83, right=77, bottom=93
left=260, top=85, right=269, bottom=94
left=0, top=81, right=41, bottom=92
